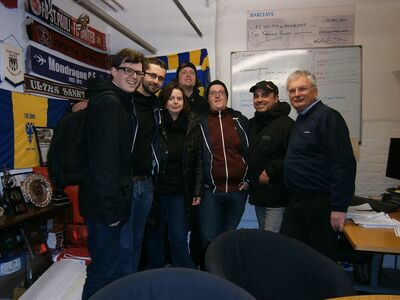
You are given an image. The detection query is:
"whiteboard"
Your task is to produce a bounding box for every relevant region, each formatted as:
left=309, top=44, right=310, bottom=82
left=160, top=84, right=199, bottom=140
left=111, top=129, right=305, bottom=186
left=231, top=46, right=362, bottom=141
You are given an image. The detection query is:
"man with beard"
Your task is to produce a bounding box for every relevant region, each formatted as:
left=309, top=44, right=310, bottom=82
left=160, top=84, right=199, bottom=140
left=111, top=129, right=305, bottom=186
left=119, top=57, right=167, bottom=273
left=247, top=80, right=293, bottom=233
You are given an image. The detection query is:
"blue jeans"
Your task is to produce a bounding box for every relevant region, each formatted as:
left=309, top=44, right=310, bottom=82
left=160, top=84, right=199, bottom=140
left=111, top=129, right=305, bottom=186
left=198, top=190, right=247, bottom=250
left=147, top=193, right=195, bottom=269
left=82, top=219, right=124, bottom=300
left=119, top=178, right=154, bottom=274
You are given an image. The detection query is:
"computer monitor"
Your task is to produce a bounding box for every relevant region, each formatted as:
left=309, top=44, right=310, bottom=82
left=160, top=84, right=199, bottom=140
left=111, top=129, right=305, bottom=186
left=385, top=138, right=400, bottom=180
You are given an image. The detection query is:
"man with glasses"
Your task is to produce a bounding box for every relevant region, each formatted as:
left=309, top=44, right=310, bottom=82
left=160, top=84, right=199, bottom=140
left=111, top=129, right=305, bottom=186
left=79, top=48, right=145, bottom=299
left=197, top=80, right=249, bottom=251
left=119, top=57, right=167, bottom=273
left=281, top=70, right=356, bottom=261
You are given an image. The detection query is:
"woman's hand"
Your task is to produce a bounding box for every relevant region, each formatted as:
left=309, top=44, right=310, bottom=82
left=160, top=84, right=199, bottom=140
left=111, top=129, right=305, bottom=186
left=258, top=170, right=270, bottom=185
left=238, top=182, right=249, bottom=191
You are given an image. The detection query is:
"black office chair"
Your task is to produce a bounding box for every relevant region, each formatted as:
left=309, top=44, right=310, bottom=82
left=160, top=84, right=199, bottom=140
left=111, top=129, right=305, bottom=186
left=89, top=267, right=255, bottom=300
left=205, top=229, right=356, bottom=300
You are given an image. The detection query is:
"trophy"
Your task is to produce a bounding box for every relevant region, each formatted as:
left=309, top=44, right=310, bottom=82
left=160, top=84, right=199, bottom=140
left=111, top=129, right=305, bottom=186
left=1, top=165, right=16, bottom=216
left=1, top=166, right=29, bottom=216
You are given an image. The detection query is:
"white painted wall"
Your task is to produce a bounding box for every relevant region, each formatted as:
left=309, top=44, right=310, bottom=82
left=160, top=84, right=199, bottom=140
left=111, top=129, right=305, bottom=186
left=105, top=0, right=217, bottom=65
left=215, top=0, right=400, bottom=195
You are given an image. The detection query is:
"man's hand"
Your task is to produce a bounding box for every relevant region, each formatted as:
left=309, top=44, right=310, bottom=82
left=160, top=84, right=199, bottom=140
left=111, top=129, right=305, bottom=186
left=72, top=101, right=88, bottom=112
left=330, top=211, right=346, bottom=232
left=109, top=220, right=120, bottom=227
left=192, top=197, right=201, bottom=206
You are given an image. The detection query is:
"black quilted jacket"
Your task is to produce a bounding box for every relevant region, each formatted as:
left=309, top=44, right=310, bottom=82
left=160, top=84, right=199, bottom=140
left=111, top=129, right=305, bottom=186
left=157, top=110, right=204, bottom=204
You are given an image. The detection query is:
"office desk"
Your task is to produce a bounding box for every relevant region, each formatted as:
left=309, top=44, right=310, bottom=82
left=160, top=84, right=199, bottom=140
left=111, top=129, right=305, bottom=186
left=343, top=211, right=400, bottom=294
left=329, top=295, right=400, bottom=300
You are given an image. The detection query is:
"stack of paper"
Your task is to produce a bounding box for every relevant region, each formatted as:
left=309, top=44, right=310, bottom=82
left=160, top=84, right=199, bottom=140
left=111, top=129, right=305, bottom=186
left=393, top=219, right=400, bottom=237
left=346, top=203, right=379, bottom=219
left=347, top=204, right=400, bottom=233
left=352, top=214, right=397, bottom=228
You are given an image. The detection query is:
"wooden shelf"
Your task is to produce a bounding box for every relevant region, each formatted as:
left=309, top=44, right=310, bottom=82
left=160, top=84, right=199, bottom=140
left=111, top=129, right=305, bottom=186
left=0, top=202, right=72, bottom=230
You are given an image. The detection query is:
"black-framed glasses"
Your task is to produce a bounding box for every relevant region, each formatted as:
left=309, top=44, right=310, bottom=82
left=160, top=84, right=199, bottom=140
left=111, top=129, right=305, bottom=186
left=145, top=72, right=165, bottom=82
left=116, top=66, right=144, bottom=77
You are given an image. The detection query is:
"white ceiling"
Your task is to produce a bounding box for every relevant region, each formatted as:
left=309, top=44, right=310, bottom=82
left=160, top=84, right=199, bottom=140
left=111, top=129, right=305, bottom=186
left=77, top=0, right=216, bottom=56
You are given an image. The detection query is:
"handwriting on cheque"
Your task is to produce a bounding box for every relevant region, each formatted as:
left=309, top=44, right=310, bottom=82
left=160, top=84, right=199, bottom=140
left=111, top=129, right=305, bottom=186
left=248, top=14, right=354, bottom=48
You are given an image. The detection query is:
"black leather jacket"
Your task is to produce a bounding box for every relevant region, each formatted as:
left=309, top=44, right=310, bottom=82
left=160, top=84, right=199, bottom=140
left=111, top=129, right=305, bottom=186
left=157, top=110, right=204, bottom=205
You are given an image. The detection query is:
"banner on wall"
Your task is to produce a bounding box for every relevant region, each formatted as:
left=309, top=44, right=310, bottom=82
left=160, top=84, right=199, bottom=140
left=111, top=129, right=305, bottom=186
left=1, top=43, right=24, bottom=87
left=26, top=19, right=110, bottom=69
left=156, top=48, right=210, bottom=95
left=24, top=0, right=107, bottom=51
left=0, top=0, right=17, bottom=8
left=24, top=74, right=87, bottom=101
left=0, top=88, right=70, bottom=169
left=26, top=45, right=109, bottom=87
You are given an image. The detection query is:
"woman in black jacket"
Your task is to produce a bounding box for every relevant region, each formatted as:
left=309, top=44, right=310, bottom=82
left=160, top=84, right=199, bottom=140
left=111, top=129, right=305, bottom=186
left=147, top=81, right=203, bottom=269
left=248, top=80, right=294, bottom=232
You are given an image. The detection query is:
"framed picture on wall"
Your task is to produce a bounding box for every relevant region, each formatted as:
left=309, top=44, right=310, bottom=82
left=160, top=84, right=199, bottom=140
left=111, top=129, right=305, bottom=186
left=34, top=127, right=54, bottom=166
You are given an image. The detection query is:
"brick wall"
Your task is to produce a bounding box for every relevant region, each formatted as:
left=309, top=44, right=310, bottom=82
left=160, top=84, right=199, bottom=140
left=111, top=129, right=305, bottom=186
left=356, top=120, right=400, bottom=195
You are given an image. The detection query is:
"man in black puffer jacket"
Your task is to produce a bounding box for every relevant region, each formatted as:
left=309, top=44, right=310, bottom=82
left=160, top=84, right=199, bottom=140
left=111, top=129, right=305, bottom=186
left=248, top=80, right=294, bottom=233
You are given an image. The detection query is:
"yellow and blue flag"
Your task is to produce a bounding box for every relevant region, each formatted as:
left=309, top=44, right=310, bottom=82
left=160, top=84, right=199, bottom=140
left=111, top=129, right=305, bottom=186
left=0, top=88, right=69, bottom=169
left=156, top=48, right=210, bottom=95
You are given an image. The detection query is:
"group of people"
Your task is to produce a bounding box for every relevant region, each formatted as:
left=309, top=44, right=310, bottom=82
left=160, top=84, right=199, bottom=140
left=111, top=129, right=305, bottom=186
left=78, top=48, right=356, bottom=299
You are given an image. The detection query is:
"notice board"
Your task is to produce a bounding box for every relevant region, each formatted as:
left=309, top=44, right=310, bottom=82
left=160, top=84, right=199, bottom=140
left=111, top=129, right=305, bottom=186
left=231, top=46, right=362, bottom=141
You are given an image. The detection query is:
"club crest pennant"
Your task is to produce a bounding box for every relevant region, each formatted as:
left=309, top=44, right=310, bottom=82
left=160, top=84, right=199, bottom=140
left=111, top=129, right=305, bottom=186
left=2, top=43, right=24, bottom=87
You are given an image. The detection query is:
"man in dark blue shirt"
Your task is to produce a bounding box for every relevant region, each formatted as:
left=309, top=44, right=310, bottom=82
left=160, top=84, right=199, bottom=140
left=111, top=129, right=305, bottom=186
left=281, top=70, right=356, bottom=261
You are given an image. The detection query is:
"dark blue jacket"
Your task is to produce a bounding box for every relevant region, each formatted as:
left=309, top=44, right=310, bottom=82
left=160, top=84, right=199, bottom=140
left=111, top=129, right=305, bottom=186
left=283, top=101, right=356, bottom=212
